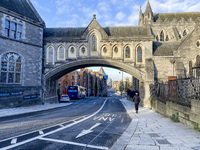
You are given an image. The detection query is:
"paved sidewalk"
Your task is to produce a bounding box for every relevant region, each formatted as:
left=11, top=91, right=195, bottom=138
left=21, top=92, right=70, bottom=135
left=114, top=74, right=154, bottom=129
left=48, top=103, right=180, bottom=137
left=111, top=98, right=200, bottom=150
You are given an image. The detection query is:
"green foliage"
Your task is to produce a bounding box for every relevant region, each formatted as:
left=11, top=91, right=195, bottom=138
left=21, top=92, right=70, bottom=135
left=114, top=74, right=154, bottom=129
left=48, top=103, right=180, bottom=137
left=192, top=122, right=200, bottom=132
left=170, top=112, right=179, bottom=122
left=184, top=113, right=190, bottom=120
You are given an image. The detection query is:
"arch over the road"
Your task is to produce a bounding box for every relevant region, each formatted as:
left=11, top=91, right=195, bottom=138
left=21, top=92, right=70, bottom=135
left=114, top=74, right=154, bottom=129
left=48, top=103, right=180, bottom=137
left=45, top=59, right=145, bottom=81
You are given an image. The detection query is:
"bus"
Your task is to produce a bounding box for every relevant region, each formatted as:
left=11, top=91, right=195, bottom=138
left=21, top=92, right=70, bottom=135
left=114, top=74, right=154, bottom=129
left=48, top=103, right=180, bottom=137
left=68, top=85, right=86, bottom=99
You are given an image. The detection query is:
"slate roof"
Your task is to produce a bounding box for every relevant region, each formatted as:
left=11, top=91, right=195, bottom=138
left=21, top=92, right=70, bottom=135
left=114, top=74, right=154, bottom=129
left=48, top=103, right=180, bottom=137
left=44, top=26, right=150, bottom=42
left=0, top=0, right=40, bottom=22
left=153, top=12, right=200, bottom=22
left=153, top=41, right=181, bottom=56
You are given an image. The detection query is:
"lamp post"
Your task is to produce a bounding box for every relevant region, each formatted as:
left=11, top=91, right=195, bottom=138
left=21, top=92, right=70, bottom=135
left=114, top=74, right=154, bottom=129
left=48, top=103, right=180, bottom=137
left=119, top=71, right=123, bottom=98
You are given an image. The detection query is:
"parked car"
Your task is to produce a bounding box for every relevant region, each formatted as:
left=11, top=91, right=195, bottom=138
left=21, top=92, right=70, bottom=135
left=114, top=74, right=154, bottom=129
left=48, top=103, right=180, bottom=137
left=60, top=94, right=70, bottom=102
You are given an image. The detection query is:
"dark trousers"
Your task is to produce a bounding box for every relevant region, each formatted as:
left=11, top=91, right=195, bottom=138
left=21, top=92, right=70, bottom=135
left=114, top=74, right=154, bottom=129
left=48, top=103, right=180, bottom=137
left=135, top=103, right=139, bottom=112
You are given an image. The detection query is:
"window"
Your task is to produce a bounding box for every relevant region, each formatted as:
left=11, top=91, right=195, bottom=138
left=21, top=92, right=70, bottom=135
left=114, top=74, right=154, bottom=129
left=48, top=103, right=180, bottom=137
left=103, top=47, right=107, bottom=53
left=125, top=46, right=130, bottom=58
left=137, top=46, right=142, bottom=62
left=166, top=35, right=169, bottom=41
left=83, top=76, right=85, bottom=80
left=57, top=46, right=65, bottom=60
left=11, top=22, right=17, bottom=39
left=5, top=18, right=23, bottom=40
left=0, top=53, right=22, bottom=84
left=72, top=76, right=74, bottom=80
left=65, top=82, right=68, bottom=88
left=17, top=24, right=22, bottom=40
left=72, top=82, right=74, bottom=86
left=78, top=83, right=80, bottom=86
left=81, top=47, right=85, bottom=54
left=114, top=47, right=118, bottom=53
left=160, top=31, right=164, bottom=41
left=91, top=35, right=97, bottom=51
left=5, top=20, right=10, bottom=37
left=83, top=82, right=85, bottom=87
left=46, top=46, right=54, bottom=64
left=183, top=30, right=187, bottom=37
left=78, top=75, right=80, bottom=80
left=70, top=47, right=75, bottom=54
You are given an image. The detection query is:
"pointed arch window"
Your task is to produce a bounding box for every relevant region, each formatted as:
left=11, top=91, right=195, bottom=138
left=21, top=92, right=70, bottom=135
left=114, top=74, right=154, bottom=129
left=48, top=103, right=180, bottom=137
left=125, top=46, right=130, bottom=58
left=0, top=53, right=22, bottom=84
left=57, top=46, right=65, bottom=60
left=160, top=31, right=164, bottom=41
left=91, top=35, right=97, bottom=51
left=47, top=46, right=54, bottom=64
left=166, top=35, right=169, bottom=41
left=137, top=46, right=142, bottom=62
left=183, top=30, right=187, bottom=37
left=196, top=55, right=200, bottom=77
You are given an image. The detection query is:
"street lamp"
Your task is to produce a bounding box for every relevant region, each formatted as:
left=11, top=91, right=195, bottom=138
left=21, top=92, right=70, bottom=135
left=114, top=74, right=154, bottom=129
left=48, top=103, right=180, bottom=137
left=119, top=71, right=123, bottom=98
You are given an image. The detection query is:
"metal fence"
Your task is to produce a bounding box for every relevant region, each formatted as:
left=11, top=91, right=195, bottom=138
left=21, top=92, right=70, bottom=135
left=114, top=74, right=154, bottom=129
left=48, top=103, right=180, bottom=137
left=150, top=77, right=200, bottom=106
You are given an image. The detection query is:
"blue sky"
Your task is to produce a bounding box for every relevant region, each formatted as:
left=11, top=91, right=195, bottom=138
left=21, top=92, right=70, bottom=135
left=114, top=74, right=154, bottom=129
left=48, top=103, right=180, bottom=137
left=31, top=0, right=200, bottom=81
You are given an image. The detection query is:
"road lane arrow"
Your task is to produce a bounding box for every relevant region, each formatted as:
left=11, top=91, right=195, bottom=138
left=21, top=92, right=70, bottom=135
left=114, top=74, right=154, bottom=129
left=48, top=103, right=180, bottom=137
left=76, top=123, right=101, bottom=138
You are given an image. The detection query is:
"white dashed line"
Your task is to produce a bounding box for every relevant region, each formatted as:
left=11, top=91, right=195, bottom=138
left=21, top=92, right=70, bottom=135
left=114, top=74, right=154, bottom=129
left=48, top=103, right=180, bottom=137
left=39, top=131, right=44, bottom=135
left=11, top=138, right=17, bottom=144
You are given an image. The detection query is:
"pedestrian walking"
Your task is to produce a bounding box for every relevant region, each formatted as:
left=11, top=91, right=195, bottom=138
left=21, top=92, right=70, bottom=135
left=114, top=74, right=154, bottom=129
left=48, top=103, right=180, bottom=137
left=133, top=92, right=140, bottom=113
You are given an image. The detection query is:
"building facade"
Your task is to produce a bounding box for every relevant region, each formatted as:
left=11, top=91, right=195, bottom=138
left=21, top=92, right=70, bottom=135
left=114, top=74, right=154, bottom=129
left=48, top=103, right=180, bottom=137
left=0, top=0, right=45, bottom=108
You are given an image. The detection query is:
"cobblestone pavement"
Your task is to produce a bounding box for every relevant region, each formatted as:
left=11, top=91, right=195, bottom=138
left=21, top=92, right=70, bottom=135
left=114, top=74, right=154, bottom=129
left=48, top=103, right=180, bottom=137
left=111, top=98, right=200, bottom=150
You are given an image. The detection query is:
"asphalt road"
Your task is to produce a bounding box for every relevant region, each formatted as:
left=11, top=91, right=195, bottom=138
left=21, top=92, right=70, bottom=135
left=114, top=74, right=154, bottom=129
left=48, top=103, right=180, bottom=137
left=0, top=95, right=131, bottom=150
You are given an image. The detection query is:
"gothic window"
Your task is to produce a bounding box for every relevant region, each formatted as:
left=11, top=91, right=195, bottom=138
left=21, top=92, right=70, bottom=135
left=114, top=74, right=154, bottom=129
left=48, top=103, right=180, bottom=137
left=0, top=53, right=22, bottom=84
left=81, top=47, right=85, bottom=54
left=166, top=35, right=169, bottom=41
left=189, top=61, right=193, bottom=77
left=183, top=30, right=187, bottom=37
left=125, top=46, right=130, bottom=58
left=70, top=47, right=75, bottom=54
left=47, top=46, right=54, bottom=64
left=103, top=47, right=107, bottom=53
left=91, top=35, right=97, bottom=51
left=5, top=20, right=10, bottom=37
left=114, top=47, right=118, bottom=53
left=160, top=31, right=164, bottom=41
left=57, top=46, right=65, bottom=60
left=196, top=40, right=200, bottom=48
left=196, top=55, right=200, bottom=77
left=137, top=46, right=142, bottom=62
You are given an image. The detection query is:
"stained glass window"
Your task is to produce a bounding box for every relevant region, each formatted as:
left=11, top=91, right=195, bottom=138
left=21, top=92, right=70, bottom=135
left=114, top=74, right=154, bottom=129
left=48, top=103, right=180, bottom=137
left=0, top=53, right=22, bottom=84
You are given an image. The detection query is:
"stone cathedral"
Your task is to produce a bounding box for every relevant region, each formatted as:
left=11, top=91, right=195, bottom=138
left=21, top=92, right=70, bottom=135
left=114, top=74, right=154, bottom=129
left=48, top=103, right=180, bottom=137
left=0, top=0, right=200, bottom=108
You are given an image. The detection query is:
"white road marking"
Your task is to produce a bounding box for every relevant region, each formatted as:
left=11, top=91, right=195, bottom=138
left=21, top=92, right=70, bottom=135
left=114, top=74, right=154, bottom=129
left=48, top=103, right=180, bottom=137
left=39, top=137, right=109, bottom=150
left=99, top=116, right=108, bottom=121
left=121, top=119, right=124, bottom=123
left=109, top=117, right=115, bottom=122
left=2, top=99, right=108, bottom=150
left=76, top=123, right=101, bottom=138
left=59, top=124, right=64, bottom=127
left=11, top=138, right=17, bottom=144
left=39, top=131, right=44, bottom=135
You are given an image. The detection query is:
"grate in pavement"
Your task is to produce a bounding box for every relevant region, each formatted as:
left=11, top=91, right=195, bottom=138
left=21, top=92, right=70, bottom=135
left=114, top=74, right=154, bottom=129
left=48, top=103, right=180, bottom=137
left=156, top=139, right=171, bottom=144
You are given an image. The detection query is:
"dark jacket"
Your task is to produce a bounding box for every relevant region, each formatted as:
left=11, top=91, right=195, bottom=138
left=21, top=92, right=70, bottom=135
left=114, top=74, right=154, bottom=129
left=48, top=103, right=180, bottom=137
left=133, top=95, right=140, bottom=104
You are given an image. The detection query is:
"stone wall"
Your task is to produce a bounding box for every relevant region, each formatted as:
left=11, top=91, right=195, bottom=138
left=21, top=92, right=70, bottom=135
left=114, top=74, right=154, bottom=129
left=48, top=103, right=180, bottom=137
left=151, top=99, right=200, bottom=131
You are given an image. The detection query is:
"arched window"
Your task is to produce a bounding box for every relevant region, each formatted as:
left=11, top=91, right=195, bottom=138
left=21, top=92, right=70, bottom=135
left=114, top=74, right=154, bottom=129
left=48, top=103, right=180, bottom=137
left=156, top=35, right=159, bottom=41
left=81, top=47, right=85, bottom=54
left=166, top=35, right=169, bottom=41
left=114, top=47, right=118, bottom=53
left=57, top=46, right=65, bottom=60
left=125, top=46, right=130, bottom=58
left=189, top=61, right=193, bottom=77
left=91, top=35, right=97, bottom=51
left=196, top=55, right=200, bottom=77
left=0, top=53, right=22, bottom=84
left=103, top=47, right=107, bottom=53
left=137, top=46, right=142, bottom=62
left=160, top=31, right=164, bottom=41
left=47, top=46, right=54, bottom=64
left=183, top=30, right=187, bottom=37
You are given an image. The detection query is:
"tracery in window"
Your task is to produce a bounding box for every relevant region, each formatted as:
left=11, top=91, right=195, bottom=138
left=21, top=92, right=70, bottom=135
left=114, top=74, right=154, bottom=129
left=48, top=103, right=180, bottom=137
left=91, top=35, right=97, bottom=51
left=137, top=46, right=142, bottom=62
left=125, top=46, right=130, bottom=58
left=0, top=53, right=22, bottom=84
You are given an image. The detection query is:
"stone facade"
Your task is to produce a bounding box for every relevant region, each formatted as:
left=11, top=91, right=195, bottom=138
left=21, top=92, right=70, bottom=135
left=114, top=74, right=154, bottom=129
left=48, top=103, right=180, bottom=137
left=0, top=0, right=45, bottom=108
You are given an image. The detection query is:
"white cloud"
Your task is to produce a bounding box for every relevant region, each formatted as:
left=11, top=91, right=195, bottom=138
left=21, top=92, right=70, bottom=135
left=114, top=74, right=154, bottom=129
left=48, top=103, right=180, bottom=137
left=31, top=0, right=50, bottom=12
left=115, top=12, right=126, bottom=21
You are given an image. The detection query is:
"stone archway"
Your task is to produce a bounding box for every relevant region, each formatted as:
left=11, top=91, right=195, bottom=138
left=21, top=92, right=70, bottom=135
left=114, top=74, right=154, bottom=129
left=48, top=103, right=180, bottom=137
left=44, top=59, right=153, bottom=108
